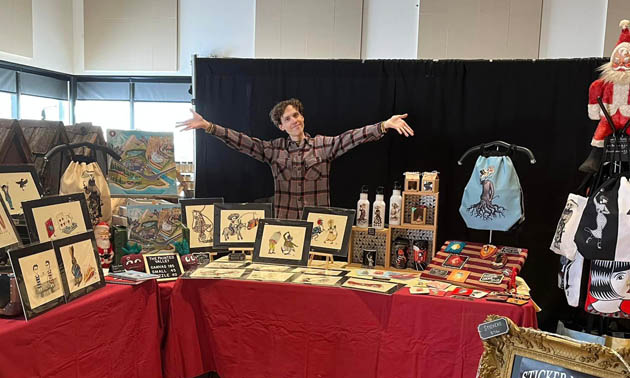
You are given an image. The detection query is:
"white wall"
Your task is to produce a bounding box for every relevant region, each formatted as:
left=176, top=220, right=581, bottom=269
left=361, top=0, right=419, bottom=59
left=539, top=0, right=607, bottom=59
left=0, top=0, right=73, bottom=74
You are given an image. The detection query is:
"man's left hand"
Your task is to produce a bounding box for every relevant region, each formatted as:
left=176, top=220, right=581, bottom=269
left=384, top=114, right=414, bottom=137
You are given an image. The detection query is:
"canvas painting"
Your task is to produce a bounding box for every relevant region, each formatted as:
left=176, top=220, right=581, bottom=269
left=180, top=198, right=224, bottom=251
left=245, top=270, right=295, bottom=282
left=0, top=196, right=20, bottom=253
left=292, top=273, right=344, bottom=286
left=253, top=219, right=312, bottom=266
left=8, top=241, right=66, bottom=320
left=23, top=193, right=91, bottom=243
left=341, top=277, right=400, bottom=294
left=0, top=165, right=43, bottom=216
left=52, top=232, right=105, bottom=301
left=127, top=201, right=183, bottom=252
left=213, top=203, right=272, bottom=248
left=106, top=129, right=177, bottom=196
left=302, top=206, right=355, bottom=257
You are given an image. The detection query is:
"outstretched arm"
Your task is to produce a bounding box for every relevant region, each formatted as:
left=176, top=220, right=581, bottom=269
left=323, top=114, right=414, bottom=160
left=176, top=109, right=274, bottom=164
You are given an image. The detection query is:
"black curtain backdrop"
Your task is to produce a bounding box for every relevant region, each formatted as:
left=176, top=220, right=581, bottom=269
left=194, top=58, right=606, bottom=331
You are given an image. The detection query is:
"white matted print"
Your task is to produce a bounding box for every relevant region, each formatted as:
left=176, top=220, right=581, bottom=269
left=55, top=235, right=103, bottom=296
left=341, top=277, right=401, bottom=294
left=0, top=165, right=43, bottom=216
left=30, top=200, right=88, bottom=242
left=292, top=273, right=344, bottom=286
left=0, top=196, right=19, bottom=250
left=253, top=219, right=312, bottom=266
left=181, top=199, right=224, bottom=250
left=213, top=202, right=272, bottom=248
left=14, top=246, right=64, bottom=311
left=307, top=213, right=348, bottom=250
left=245, top=270, right=295, bottom=282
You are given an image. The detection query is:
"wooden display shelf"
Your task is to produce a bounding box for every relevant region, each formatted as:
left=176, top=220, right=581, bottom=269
left=390, top=224, right=436, bottom=231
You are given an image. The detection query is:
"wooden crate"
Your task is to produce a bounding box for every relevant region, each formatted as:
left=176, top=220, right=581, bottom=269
left=347, top=226, right=391, bottom=267
left=0, top=119, right=33, bottom=164
left=18, top=119, right=70, bottom=195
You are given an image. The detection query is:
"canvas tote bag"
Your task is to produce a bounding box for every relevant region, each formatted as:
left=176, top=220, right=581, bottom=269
left=550, top=193, right=588, bottom=260
left=60, top=161, right=112, bottom=226
left=459, top=155, right=524, bottom=231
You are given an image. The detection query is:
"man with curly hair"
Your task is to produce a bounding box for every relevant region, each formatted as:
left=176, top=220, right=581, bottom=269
left=177, top=98, right=413, bottom=219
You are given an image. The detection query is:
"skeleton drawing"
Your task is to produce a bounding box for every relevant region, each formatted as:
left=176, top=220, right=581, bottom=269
left=467, top=166, right=506, bottom=220
left=191, top=206, right=213, bottom=243
left=553, top=199, right=578, bottom=249
left=373, top=208, right=383, bottom=227
left=281, top=232, right=298, bottom=255
left=584, top=192, right=610, bottom=250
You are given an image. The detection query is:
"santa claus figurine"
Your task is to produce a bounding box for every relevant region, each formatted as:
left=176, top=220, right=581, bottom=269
left=580, top=20, right=630, bottom=172
left=94, top=222, right=114, bottom=268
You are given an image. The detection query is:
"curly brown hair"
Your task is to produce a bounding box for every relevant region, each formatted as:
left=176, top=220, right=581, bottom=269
left=269, top=98, right=304, bottom=127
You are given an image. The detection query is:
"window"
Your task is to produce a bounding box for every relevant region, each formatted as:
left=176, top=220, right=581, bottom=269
left=75, top=100, right=131, bottom=130
left=19, top=95, right=69, bottom=123
left=0, top=92, right=14, bottom=119
left=134, top=102, right=194, bottom=162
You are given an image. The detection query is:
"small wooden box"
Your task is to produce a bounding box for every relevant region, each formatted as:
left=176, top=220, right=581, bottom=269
left=421, top=172, right=439, bottom=193
left=411, top=206, right=427, bottom=225
left=404, top=171, right=421, bottom=192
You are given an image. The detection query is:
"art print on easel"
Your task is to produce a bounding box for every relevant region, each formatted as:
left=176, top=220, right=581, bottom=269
left=8, top=241, right=66, bottom=320
left=213, top=203, right=272, bottom=248
left=106, top=129, right=177, bottom=196
left=0, top=165, right=43, bottom=216
left=52, top=232, right=105, bottom=302
left=302, top=206, right=354, bottom=258
left=180, top=198, right=224, bottom=251
left=0, top=196, right=20, bottom=255
left=22, top=193, right=92, bottom=243
left=252, top=219, right=312, bottom=267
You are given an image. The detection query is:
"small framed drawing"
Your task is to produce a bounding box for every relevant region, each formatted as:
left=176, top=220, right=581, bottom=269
left=7, top=241, right=66, bottom=320
left=0, top=196, right=21, bottom=259
left=213, top=203, right=272, bottom=249
left=0, top=164, right=43, bottom=217
left=252, top=219, right=312, bottom=267
left=52, top=232, right=105, bottom=303
left=180, top=198, right=224, bottom=251
left=22, top=193, right=92, bottom=243
left=301, top=206, right=355, bottom=258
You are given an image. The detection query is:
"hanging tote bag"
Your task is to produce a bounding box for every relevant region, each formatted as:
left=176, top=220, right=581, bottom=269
left=557, top=253, right=584, bottom=307
left=574, top=176, right=630, bottom=261
left=550, top=194, right=588, bottom=260
left=584, top=259, right=630, bottom=318
left=459, top=155, right=524, bottom=231
left=59, top=161, right=112, bottom=227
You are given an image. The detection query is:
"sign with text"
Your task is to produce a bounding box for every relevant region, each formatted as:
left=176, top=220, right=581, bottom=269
left=478, top=317, right=509, bottom=340
left=511, top=356, right=596, bottom=378
left=143, top=253, right=184, bottom=282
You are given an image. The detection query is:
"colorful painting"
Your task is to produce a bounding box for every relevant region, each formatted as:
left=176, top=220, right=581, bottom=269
left=127, top=201, right=183, bottom=253
left=0, top=165, right=43, bottom=216
left=107, top=130, right=177, bottom=196
left=180, top=198, right=224, bottom=251
left=302, top=206, right=355, bottom=257
left=22, top=194, right=91, bottom=243
left=253, top=219, right=312, bottom=267
left=8, top=241, right=67, bottom=320
left=213, top=203, right=272, bottom=248
left=52, top=232, right=105, bottom=302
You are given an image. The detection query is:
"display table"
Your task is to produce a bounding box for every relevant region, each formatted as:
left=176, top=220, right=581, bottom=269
left=0, top=280, right=163, bottom=378
left=162, top=279, right=537, bottom=378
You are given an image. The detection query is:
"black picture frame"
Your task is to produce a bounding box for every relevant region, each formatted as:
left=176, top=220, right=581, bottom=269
left=252, top=218, right=312, bottom=267
left=301, top=206, right=355, bottom=258
left=52, top=232, right=106, bottom=303
left=180, top=197, right=224, bottom=252
left=22, top=193, right=92, bottom=243
left=213, top=203, right=272, bottom=249
left=0, top=195, right=22, bottom=264
left=7, top=240, right=66, bottom=320
left=0, top=164, right=44, bottom=218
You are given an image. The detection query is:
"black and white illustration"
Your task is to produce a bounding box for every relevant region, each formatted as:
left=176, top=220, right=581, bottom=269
left=0, top=165, right=43, bottom=216
left=584, top=192, right=610, bottom=250
left=467, top=166, right=506, bottom=220
left=181, top=198, right=224, bottom=251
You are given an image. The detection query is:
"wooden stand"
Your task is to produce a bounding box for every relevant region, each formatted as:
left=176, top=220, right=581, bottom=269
left=228, top=247, right=253, bottom=261
left=308, top=251, right=334, bottom=267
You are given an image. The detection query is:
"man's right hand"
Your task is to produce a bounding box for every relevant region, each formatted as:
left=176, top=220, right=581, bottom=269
left=175, top=109, right=211, bottom=131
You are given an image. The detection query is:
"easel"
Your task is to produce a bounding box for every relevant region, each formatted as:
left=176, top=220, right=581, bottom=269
left=308, top=251, right=334, bottom=268
left=229, top=247, right=253, bottom=261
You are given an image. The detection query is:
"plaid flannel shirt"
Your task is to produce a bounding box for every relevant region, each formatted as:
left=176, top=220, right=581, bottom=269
left=208, top=123, right=385, bottom=219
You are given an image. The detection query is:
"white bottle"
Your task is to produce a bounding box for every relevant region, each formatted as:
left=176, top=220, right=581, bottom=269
left=389, top=181, right=402, bottom=226
left=356, top=185, right=370, bottom=227
left=372, top=186, right=386, bottom=229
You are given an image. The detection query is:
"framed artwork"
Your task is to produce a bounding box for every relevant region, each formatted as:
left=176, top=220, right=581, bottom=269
left=341, top=277, right=401, bottom=294
left=245, top=270, right=296, bottom=282
left=180, top=198, right=224, bottom=251
left=302, top=206, right=355, bottom=258
left=7, top=241, right=66, bottom=320
left=252, top=219, right=312, bottom=267
left=22, top=193, right=91, bottom=243
left=106, top=129, right=177, bottom=196
left=247, top=263, right=291, bottom=272
left=188, top=267, right=247, bottom=279
left=52, top=232, right=105, bottom=302
left=291, top=273, right=344, bottom=286
left=0, top=196, right=21, bottom=258
left=127, top=200, right=182, bottom=252
left=0, top=164, right=43, bottom=216
left=213, top=203, right=272, bottom=248
left=478, top=315, right=629, bottom=377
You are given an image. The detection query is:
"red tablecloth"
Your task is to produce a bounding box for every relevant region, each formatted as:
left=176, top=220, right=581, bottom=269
left=0, top=280, right=163, bottom=378
left=162, top=279, right=537, bottom=378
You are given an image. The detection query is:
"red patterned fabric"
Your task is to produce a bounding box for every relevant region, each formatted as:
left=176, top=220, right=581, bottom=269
left=420, top=240, right=528, bottom=292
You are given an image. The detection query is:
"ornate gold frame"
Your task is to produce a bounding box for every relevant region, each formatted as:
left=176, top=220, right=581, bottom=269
left=478, top=315, right=630, bottom=378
